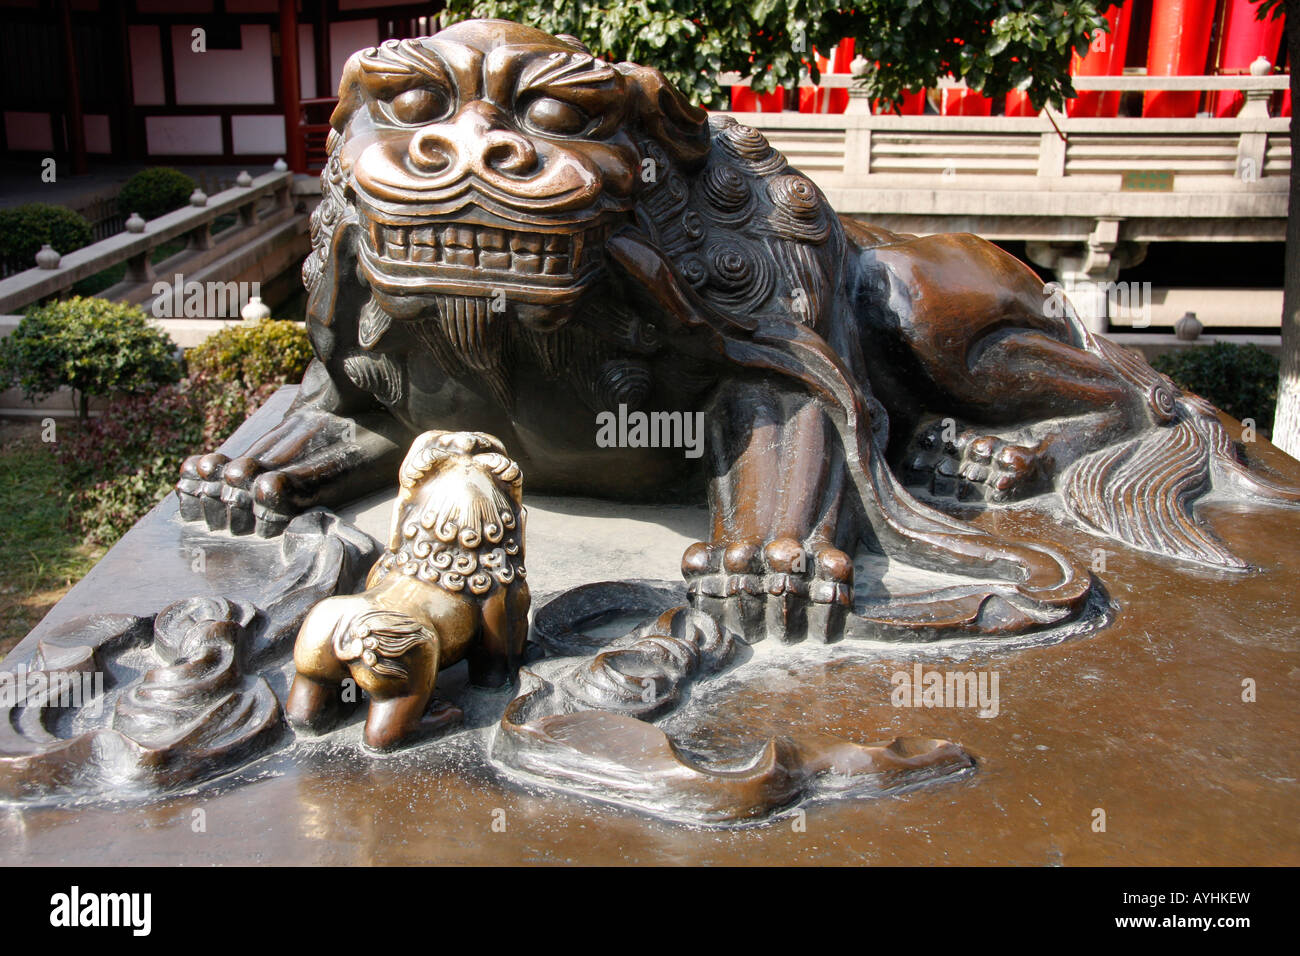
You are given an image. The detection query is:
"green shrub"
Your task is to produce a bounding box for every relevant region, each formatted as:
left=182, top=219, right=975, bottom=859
left=1152, top=343, right=1278, bottom=434
left=50, top=319, right=308, bottom=543
left=54, top=385, right=204, bottom=545
left=117, top=167, right=197, bottom=221
left=0, top=296, right=181, bottom=419
left=185, top=319, right=313, bottom=390
left=0, top=203, right=93, bottom=267
left=17, top=314, right=308, bottom=545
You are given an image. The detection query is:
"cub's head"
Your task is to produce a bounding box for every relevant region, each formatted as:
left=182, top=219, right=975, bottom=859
left=368, top=430, right=526, bottom=597
left=324, top=19, right=708, bottom=331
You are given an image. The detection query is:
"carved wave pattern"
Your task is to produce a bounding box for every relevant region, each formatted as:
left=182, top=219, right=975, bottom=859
left=0, top=511, right=376, bottom=803
left=492, top=584, right=974, bottom=826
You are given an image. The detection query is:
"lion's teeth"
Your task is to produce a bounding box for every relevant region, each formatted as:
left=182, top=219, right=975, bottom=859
left=509, top=234, right=542, bottom=254
left=371, top=220, right=606, bottom=276
left=478, top=228, right=506, bottom=250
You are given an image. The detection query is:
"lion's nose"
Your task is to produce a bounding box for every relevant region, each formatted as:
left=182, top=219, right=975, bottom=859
left=407, top=105, right=539, bottom=178
left=408, top=126, right=457, bottom=173
left=481, top=131, right=539, bottom=176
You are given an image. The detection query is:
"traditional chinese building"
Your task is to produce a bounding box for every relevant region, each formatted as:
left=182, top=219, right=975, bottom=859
left=0, top=0, right=443, bottom=175
left=0, top=1, right=1289, bottom=174
left=0, top=0, right=1288, bottom=339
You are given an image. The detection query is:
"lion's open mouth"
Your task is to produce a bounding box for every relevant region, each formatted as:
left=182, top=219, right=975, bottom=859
left=355, top=204, right=618, bottom=304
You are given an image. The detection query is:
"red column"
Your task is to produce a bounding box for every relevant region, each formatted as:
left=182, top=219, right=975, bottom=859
left=1209, top=0, right=1287, bottom=117
left=942, top=87, right=992, bottom=115
left=730, top=81, right=785, bottom=112
left=280, top=0, right=305, bottom=173
left=1068, top=1, right=1134, bottom=118
left=873, top=89, right=926, bottom=114
left=1005, top=88, right=1036, bottom=116
left=1143, top=0, right=1218, bottom=117
left=799, top=38, right=855, bottom=114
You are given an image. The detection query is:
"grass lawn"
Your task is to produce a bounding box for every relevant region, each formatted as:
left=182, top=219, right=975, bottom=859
left=0, top=422, right=104, bottom=658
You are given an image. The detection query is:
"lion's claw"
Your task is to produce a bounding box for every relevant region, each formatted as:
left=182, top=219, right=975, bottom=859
left=683, top=537, right=852, bottom=644
left=903, top=420, right=1048, bottom=503
left=175, top=453, right=297, bottom=538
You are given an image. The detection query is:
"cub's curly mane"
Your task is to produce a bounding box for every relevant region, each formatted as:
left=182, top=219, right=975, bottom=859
left=367, top=431, right=526, bottom=597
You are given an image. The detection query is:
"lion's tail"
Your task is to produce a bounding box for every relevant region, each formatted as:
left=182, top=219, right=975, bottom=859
left=1061, top=405, right=1299, bottom=571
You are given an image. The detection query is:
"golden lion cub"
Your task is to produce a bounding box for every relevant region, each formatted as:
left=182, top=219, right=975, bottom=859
left=286, top=431, right=529, bottom=750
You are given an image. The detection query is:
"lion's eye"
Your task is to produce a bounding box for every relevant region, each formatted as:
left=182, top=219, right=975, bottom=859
left=523, top=97, right=589, bottom=136
left=389, top=88, right=446, bottom=125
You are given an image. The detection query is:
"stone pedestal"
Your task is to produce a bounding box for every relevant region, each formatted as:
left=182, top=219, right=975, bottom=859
left=1, top=391, right=1297, bottom=863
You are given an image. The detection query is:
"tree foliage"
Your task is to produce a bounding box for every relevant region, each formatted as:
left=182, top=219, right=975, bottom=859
left=0, top=297, right=181, bottom=419
left=441, top=1, right=1107, bottom=109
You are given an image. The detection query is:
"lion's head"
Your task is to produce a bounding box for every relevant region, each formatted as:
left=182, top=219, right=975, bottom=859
left=305, top=20, right=849, bottom=413
left=319, top=20, right=707, bottom=330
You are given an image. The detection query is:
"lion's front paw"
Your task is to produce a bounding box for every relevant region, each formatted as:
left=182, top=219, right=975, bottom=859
left=682, top=537, right=852, bottom=644
left=902, top=421, right=1049, bottom=503
left=177, top=452, right=295, bottom=537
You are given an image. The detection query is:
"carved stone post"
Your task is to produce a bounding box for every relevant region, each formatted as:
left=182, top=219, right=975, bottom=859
left=125, top=250, right=155, bottom=283
left=1236, top=57, right=1273, bottom=185
left=189, top=223, right=214, bottom=251
left=1026, top=219, right=1148, bottom=334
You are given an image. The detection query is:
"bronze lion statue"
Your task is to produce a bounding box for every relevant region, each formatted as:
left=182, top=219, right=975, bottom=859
left=178, top=18, right=1296, bottom=644
left=286, top=430, right=529, bottom=750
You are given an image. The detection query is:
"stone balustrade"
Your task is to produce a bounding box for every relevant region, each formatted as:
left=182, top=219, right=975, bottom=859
left=0, top=169, right=294, bottom=316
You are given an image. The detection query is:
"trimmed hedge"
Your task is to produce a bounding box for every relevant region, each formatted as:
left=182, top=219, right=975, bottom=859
left=185, top=319, right=313, bottom=389
left=49, top=317, right=312, bottom=544
left=0, top=203, right=93, bottom=267
left=117, top=167, right=197, bottom=221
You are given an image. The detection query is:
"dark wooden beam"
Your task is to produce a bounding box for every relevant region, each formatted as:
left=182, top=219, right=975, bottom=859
left=314, top=0, right=331, bottom=99
left=56, top=0, right=88, bottom=174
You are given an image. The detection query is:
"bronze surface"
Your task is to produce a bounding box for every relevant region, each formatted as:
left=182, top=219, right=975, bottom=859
left=5, top=461, right=1298, bottom=863
left=175, top=19, right=1299, bottom=651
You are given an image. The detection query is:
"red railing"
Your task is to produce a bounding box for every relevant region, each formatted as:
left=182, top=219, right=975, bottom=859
left=300, top=97, right=337, bottom=176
